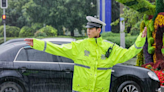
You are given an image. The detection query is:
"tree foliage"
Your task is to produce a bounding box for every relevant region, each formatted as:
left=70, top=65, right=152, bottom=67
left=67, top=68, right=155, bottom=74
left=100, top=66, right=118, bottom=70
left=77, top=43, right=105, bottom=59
left=4, top=0, right=30, bottom=28
left=19, top=26, right=34, bottom=37
left=39, top=25, right=57, bottom=37
left=22, top=0, right=97, bottom=36
left=0, top=0, right=97, bottom=36
left=111, top=0, right=120, bottom=33
left=111, top=0, right=155, bottom=33
left=111, top=6, right=144, bottom=33
left=1, top=0, right=121, bottom=36
left=0, top=26, right=20, bottom=37
left=34, top=30, right=47, bottom=37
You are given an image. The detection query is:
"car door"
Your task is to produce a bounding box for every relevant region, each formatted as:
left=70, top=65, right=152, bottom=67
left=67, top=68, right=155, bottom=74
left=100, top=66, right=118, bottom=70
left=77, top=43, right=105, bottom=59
left=58, top=56, right=74, bottom=92
left=14, top=47, right=63, bottom=92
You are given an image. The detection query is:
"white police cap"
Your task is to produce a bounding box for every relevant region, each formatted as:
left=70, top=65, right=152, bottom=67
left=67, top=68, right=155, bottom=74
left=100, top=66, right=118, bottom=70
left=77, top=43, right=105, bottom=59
left=86, top=16, right=106, bottom=28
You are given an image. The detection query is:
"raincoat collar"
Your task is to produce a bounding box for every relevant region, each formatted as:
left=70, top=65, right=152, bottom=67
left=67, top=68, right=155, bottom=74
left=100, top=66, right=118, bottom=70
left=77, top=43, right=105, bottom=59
left=87, top=37, right=103, bottom=45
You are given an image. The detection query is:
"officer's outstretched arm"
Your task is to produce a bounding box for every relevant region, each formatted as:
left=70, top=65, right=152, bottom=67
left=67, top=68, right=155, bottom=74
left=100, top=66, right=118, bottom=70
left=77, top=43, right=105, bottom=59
left=111, top=27, right=147, bottom=65
left=25, top=38, right=79, bottom=60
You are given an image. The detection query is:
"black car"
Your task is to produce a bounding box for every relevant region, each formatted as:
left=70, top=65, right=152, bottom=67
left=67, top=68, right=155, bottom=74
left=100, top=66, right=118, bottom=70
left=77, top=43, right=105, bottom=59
left=0, top=38, right=161, bottom=92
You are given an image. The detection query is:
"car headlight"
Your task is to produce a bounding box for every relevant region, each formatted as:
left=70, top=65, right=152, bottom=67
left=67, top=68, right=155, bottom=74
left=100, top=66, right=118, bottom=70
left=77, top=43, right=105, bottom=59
left=148, top=71, right=159, bottom=81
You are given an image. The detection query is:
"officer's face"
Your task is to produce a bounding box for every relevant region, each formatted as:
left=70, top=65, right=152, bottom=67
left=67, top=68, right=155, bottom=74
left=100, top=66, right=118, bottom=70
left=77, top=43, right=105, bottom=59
left=87, top=28, right=101, bottom=38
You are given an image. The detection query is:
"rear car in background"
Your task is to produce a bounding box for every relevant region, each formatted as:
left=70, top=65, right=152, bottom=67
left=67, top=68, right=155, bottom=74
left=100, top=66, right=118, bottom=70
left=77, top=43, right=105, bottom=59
left=0, top=38, right=160, bottom=92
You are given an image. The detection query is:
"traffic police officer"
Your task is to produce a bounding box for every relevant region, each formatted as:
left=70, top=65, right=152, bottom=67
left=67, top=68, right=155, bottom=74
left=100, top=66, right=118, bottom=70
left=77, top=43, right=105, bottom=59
left=25, top=16, right=147, bottom=92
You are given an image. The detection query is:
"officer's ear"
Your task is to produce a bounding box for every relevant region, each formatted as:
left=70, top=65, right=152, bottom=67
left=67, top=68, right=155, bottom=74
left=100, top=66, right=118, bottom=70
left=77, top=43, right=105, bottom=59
left=97, top=28, right=101, bottom=33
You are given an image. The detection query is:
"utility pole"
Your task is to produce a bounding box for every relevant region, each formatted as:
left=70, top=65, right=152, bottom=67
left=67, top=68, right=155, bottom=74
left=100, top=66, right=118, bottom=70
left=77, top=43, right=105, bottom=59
left=1, top=0, right=8, bottom=42
left=120, top=4, right=125, bottom=48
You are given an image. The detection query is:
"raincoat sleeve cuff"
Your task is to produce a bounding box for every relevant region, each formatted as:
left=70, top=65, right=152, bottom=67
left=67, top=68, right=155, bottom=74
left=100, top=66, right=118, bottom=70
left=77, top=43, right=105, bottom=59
left=32, top=38, right=45, bottom=51
left=134, top=32, right=146, bottom=48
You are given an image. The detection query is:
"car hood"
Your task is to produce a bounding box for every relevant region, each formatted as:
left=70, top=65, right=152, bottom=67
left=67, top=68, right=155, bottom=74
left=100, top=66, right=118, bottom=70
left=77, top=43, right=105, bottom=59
left=112, top=64, right=151, bottom=79
left=113, top=64, right=150, bottom=72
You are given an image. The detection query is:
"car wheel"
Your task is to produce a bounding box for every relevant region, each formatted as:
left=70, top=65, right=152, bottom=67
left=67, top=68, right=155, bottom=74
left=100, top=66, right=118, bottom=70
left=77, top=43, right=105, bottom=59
left=117, top=81, right=141, bottom=92
left=0, top=82, right=24, bottom=92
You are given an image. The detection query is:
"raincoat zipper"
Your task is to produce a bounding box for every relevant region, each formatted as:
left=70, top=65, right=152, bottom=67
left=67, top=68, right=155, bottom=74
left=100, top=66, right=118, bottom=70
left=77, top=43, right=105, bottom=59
left=93, top=38, right=99, bottom=91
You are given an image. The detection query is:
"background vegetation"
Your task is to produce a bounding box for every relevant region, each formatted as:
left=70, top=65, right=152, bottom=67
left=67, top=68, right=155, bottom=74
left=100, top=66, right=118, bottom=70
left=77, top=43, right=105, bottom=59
left=0, top=0, right=121, bottom=37
left=0, top=0, right=153, bottom=49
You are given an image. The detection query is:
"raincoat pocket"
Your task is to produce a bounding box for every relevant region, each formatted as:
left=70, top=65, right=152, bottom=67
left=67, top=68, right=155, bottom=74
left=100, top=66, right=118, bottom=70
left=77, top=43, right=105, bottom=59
left=95, top=69, right=112, bottom=92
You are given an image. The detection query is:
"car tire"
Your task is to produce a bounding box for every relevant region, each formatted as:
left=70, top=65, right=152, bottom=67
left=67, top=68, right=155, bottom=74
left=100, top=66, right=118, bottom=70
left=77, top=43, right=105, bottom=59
left=117, top=81, right=141, bottom=92
left=0, top=81, right=24, bottom=92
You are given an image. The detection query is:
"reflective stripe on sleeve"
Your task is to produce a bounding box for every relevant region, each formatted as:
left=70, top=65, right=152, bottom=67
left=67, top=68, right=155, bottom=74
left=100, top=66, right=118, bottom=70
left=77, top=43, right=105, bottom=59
left=97, top=67, right=112, bottom=70
left=44, top=41, right=47, bottom=51
left=72, top=90, right=79, bottom=92
left=75, top=63, right=90, bottom=69
left=134, top=43, right=143, bottom=49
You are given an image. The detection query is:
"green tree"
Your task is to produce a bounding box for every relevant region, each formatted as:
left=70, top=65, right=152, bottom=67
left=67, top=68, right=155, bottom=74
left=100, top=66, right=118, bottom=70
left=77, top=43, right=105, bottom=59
left=19, top=26, right=34, bottom=37
left=0, top=26, right=20, bottom=37
left=111, top=0, right=120, bottom=33
left=112, top=0, right=155, bottom=33
left=22, top=0, right=97, bottom=36
left=39, top=25, right=57, bottom=37
left=111, top=6, right=144, bottom=33
left=4, top=0, right=30, bottom=28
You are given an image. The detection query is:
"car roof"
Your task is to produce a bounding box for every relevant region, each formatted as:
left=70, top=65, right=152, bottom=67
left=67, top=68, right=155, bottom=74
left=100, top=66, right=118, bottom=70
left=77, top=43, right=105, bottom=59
left=1, top=38, right=76, bottom=46
left=1, top=38, right=25, bottom=46
left=42, top=37, right=76, bottom=42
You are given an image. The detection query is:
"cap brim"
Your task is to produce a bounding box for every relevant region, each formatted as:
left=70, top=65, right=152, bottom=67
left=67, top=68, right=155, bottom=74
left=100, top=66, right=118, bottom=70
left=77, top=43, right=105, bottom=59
left=85, top=25, right=95, bottom=28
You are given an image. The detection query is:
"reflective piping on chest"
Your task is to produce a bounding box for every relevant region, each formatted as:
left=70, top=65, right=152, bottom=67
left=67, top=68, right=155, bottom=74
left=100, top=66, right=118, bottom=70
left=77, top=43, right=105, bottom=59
left=97, top=67, right=112, bottom=70
left=75, top=63, right=90, bottom=69
left=134, top=43, right=143, bottom=49
left=44, top=41, right=47, bottom=51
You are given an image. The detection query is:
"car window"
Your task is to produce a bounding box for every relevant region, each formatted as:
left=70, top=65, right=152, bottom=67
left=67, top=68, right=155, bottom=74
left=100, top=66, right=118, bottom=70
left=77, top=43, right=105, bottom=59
left=16, top=47, right=74, bottom=63
left=60, top=56, right=74, bottom=63
left=16, top=48, right=58, bottom=62
left=16, top=48, right=27, bottom=61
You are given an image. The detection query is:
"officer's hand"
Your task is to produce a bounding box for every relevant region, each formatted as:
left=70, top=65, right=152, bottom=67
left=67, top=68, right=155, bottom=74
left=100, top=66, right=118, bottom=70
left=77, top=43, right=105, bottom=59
left=24, top=38, right=33, bottom=46
left=141, top=27, right=147, bottom=38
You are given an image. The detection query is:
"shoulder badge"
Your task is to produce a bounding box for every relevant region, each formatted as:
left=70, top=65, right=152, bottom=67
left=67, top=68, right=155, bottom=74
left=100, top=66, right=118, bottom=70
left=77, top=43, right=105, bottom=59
left=101, top=54, right=106, bottom=60
left=84, top=50, right=90, bottom=56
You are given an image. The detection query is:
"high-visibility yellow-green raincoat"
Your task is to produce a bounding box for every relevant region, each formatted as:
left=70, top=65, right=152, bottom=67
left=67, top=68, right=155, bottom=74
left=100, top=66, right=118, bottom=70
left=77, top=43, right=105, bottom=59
left=32, top=33, right=146, bottom=92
